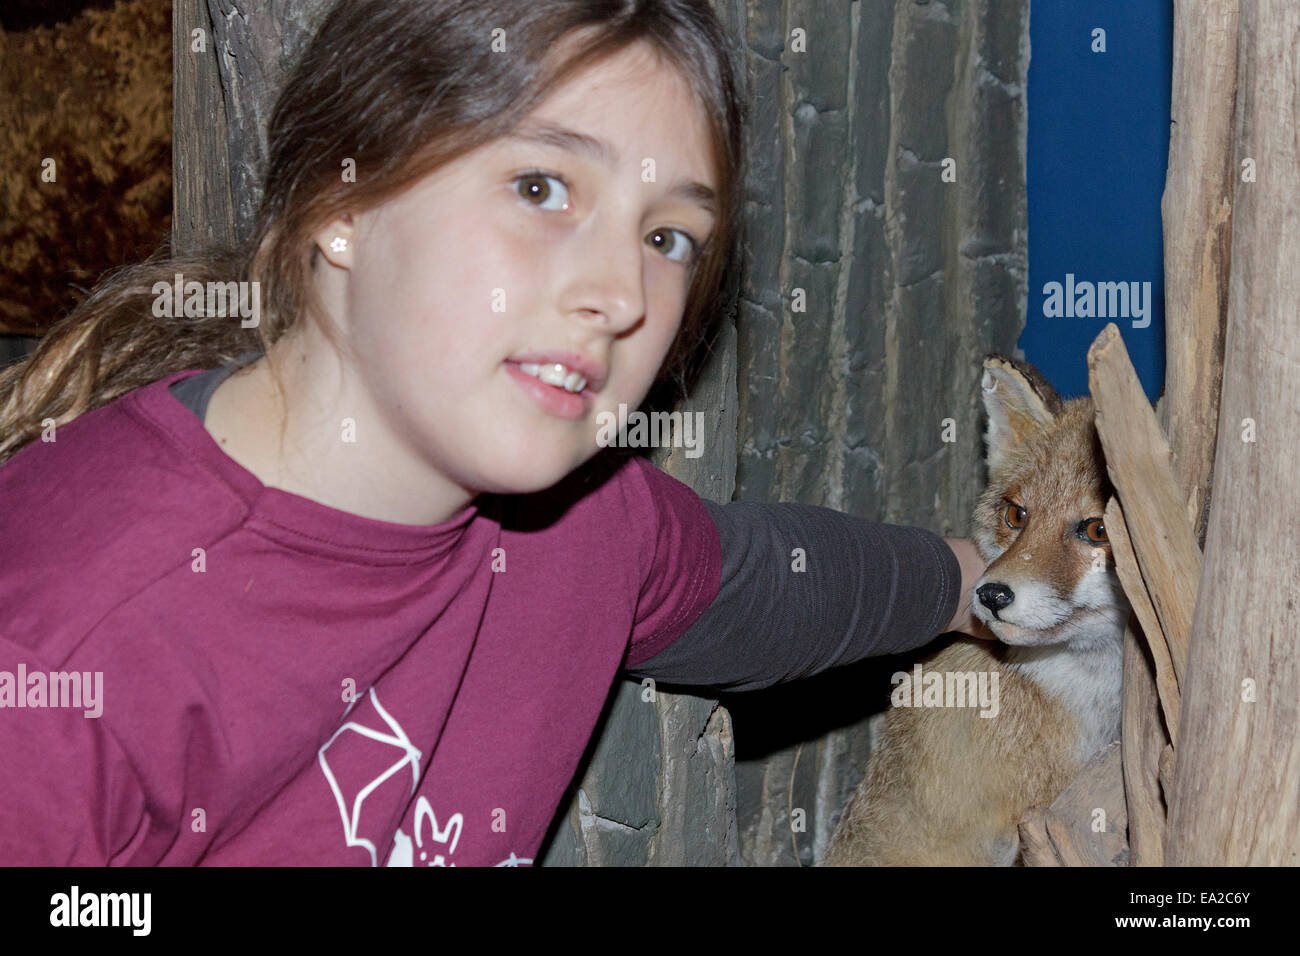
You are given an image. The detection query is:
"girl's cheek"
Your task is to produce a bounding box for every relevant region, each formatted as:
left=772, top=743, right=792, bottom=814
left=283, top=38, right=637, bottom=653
left=485, top=212, right=550, bottom=281
left=498, top=218, right=543, bottom=261
left=643, top=289, right=688, bottom=356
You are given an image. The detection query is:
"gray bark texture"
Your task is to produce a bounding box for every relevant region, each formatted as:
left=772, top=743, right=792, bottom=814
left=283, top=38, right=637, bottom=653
left=173, top=0, right=1029, bottom=867
left=721, top=0, right=1028, bottom=867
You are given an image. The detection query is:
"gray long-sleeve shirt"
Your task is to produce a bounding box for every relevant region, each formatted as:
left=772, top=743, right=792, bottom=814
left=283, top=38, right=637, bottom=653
left=170, top=354, right=962, bottom=693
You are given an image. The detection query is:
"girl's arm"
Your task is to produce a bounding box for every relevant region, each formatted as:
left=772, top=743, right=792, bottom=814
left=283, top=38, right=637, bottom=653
left=0, top=652, right=145, bottom=864
left=625, top=499, right=981, bottom=692
left=942, top=536, right=995, bottom=640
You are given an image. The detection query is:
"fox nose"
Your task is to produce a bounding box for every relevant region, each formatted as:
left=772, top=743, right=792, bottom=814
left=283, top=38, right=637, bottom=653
left=977, top=582, right=1015, bottom=613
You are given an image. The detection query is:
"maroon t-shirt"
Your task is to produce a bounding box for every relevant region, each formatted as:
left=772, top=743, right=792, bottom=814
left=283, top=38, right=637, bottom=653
left=0, top=369, right=721, bottom=865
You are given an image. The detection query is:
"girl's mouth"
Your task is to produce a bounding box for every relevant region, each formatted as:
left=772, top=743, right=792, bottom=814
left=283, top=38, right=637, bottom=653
left=503, top=361, right=592, bottom=421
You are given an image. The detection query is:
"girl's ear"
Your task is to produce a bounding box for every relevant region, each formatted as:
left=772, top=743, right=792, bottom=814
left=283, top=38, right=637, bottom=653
left=314, top=212, right=356, bottom=268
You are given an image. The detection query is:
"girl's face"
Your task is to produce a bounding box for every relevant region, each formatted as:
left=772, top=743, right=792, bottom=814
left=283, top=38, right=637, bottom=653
left=317, top=40, right=718, bottom=498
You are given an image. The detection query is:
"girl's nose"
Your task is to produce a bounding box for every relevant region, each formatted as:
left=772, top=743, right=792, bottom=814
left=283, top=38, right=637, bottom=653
left=565, top=221, right=646, bottom=332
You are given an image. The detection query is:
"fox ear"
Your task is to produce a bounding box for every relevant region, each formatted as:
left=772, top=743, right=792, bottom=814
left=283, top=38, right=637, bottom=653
left=981, top=354, right=1062, bottom=472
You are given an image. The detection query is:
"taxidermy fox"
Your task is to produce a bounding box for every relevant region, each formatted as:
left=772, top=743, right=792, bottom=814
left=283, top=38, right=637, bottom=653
left=822, top=354, right=1129, bottom=866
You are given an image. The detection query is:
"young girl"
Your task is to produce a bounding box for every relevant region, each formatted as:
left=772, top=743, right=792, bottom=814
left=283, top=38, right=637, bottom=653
left=0, top=0, right=988, bottom=866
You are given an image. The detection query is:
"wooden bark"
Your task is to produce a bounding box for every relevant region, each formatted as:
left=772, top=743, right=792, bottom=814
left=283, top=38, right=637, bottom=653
left=733, top=0, right=1031, bottom=866
left=1116, top=0, right=1238, bottom=868
left=1016, top=807, right=1056, bottom=868
left=1165, top=0, right=1300, bottom=865
left=172, top=0, right=235, bottom=254
left=1018, top=743, right=1128, bottom=867
left=1105, top=497, right=1180, bottom=745
left=173, top=1, right=329, bottom=254
left=1107, top=497, right=1175, bottom=865
left=1121, top=622, right=1168, bottom=866
left=1160, top=0, right=1239, bottom=545
left=1089, top=326, right=1207, bottom=867
left=1088, top=324, right=1200, bottom=686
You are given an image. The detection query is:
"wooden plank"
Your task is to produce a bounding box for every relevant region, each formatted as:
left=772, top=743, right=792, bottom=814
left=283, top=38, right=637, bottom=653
left=1120, top=0, right=1238, bottom=871
left=1160, top=0, right=1239, bottom=544
left=1165, top=0, right=1300, bottom=865
left=1087, top=323, right=1200, bottom=686
left=172, top=0, right=235, bottom=254
left=1044, top=742, right=1128, bottom=867
left=1017, top=808, right=1058, bottom=867
left=1121, top=623, right=1167, bottom=866
left=1019, top=743, right=1128, bottom=867
left=1105, top=497, right=1180, bottom=745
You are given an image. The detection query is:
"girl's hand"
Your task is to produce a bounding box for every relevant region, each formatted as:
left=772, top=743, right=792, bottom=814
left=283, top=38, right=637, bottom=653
left=943, top=537, right=998, bottom=641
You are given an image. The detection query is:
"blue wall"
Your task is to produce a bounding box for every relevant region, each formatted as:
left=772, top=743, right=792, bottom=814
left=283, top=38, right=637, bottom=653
left=1022, top=0, right=1173, bottom=402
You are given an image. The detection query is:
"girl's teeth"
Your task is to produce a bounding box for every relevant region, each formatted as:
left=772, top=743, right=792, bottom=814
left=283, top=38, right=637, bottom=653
left=518, top=362, right=587, bottom=393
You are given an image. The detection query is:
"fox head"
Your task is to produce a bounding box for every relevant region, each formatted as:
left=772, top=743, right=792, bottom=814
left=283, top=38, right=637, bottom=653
left=971, top=354, right=1128, bottom=648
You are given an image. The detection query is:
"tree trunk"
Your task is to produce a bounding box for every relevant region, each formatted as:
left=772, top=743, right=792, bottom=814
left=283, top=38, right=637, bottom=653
left=1164, top=0, right=1300, bottom=865
left=733, top=0, right=1029, bottom=868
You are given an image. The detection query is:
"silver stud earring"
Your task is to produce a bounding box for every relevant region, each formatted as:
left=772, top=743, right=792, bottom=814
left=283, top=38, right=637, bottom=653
left=330, top=237, right=348, bottom=253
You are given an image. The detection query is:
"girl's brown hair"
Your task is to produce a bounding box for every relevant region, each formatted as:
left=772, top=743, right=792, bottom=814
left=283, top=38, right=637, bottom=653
left=0, top=0, right=745, bottom=466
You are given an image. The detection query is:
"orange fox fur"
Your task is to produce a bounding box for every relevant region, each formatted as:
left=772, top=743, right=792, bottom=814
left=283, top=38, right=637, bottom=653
left=822, top=354, right=1128, bottom=866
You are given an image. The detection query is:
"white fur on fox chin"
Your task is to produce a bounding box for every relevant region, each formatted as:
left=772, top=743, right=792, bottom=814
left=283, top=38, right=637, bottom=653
left=821, top=553, right=1129, bottom=866
left=968, top=530, right=1130, bottom=758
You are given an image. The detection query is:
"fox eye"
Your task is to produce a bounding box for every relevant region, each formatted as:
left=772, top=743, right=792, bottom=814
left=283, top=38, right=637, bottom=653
left=1081, top=518, right=1108, bottom=543
left=1003, top=500, right=1026, bottom=530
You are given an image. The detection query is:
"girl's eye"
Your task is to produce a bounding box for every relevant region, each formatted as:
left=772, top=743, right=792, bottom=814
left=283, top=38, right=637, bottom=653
left=514, top=171, right=570, bottom=211
left=646, top=227, right=697, bottom=264
left=513, top=171, right=698, bottom=265
left=1003, top=501, right=1026, bottom=530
